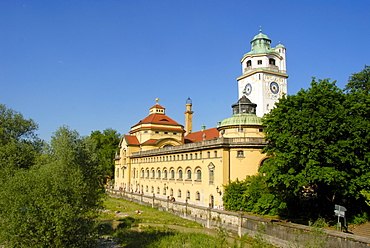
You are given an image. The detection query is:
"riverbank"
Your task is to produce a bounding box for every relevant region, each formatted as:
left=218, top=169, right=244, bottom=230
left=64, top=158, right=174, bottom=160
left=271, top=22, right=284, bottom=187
left=97, top=195, right=275, bottom=247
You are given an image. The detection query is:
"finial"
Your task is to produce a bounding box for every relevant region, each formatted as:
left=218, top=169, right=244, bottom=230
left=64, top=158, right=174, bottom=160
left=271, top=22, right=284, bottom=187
left=259, top=26, right=262, bottom=33
left=155, top=98, right=160, bottom=104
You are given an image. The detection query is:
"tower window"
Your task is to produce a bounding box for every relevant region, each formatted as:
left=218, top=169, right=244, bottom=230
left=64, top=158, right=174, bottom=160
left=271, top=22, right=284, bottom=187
left=269, top=58, right=276, bottom=65
left=246, top=60, right=252, bottom=67
left=258, top=60, right=262, bottom=65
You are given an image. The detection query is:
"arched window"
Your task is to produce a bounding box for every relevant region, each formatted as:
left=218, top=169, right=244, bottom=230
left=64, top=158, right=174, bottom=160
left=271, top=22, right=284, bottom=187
left=269, top=58, right=276, bottom=65
left=157, top=169, right=161, bottom=179
left=157, top=187, right=160, bottom=194
left=170, top=188, right=174, bottom=196
left=247, top=60, right=252, bottom=67
left=146, top=169, right=149, bottom=178
left=146, top=185, right=148, bottom=192
left=164, top=170, right=168, bottom=179
left=141, top=169, right=144, bottom=178
left=170, top=169, right=175, bottom=179
left=196, top=169, right=202, bottom=181
left=178, top=189, right=182, bottom=198
left=178, top=169, right=183, bottom=180
left=195, top=191, right=200, bottom=201
left=151, top=186, right=154, bottom=193
left=187, top=169, right=192, bottom=180
left=186, top=190, right=190, bottom=199
left=151, top=169, right=155, bottom=178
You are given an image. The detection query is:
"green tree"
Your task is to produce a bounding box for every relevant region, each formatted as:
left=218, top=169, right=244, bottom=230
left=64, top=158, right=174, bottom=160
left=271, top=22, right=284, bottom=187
left=0, top=126, right=104, bottom=247
left=261, top=76, right=370, bottom=217
left=223, top=174, right=284, bottom=215
left=90, top=128, right=120, bottom=182
left=0, top=104, right=42, bottom=176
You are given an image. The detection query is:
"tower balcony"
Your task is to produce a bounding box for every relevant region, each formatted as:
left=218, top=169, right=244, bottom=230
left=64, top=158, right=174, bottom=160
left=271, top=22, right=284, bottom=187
left=243, top=65, right=286, bottom=75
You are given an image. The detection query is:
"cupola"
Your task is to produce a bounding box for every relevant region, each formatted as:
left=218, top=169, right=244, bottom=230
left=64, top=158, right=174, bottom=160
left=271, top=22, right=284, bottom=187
left=149, top=98, right=165, bottom=115
left=217, top=96, right=263, bottom=138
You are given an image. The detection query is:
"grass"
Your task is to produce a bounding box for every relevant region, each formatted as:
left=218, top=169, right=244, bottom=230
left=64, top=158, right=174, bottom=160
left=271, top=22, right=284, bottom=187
left=99, top=195, right=202, bottom=228
left=97, top=195, right=277, bottom=248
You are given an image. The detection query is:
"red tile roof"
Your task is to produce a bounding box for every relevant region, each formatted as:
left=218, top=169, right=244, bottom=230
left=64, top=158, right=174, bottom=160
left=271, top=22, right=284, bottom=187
left=142, top=139, right=157, bottom=145
left=184, top=127, right=219, bottom=143
left=131, top=114, right=183, bottom=128
left=124, top=135, right=140, bottom=145
left=150, top=104, right=165, bottom=109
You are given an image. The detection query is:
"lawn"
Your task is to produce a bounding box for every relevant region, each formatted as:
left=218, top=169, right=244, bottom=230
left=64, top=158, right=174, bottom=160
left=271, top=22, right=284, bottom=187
left=97, top=195, right=276, bottom=248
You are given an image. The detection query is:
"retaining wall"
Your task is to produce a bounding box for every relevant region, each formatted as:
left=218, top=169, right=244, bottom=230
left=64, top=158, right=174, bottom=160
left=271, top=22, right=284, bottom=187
left=107, top=189, right=370, bottom=248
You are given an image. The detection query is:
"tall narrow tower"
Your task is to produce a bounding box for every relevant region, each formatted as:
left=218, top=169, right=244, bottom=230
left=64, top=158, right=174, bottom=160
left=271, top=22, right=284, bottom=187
left=237, top=30, right=288, bottom=117
left=184, top=97, right=194, bottom=136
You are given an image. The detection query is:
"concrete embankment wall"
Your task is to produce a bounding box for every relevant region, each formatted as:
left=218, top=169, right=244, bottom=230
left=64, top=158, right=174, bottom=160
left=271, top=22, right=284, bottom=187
left=107, top=189, right=370, bottom=248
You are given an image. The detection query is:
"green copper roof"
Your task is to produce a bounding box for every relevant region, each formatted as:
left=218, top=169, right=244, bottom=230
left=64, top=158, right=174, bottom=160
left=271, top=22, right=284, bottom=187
left=244, top=31, right=275, bottom=56
left=275, top=43, right=285, bottom=48
left=252, top=32, right=271, bottom=42
left=219, top=113, right=262, bottom=127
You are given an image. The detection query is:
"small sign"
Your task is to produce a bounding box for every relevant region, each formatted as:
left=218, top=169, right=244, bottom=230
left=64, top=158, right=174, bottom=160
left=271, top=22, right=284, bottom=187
left=334, top=209, right=345, bottom=217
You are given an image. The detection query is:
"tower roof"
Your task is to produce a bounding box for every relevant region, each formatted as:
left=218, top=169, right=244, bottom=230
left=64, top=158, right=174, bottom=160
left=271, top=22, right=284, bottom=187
left=251, top=31, right=271, bottom=43
left=218, top=96, right=262, bottom=128
left=244, top=30, right=279, bottom=56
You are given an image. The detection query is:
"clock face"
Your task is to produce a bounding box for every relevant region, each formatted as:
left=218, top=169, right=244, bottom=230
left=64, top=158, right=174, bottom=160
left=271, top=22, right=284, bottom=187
left=270, top=82, right=279, bottom=94
left=244, top=83, right=252, bottom=95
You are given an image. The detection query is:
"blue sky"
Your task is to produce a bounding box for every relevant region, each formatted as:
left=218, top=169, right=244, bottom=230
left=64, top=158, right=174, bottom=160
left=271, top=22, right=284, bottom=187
left=1, top=0, right=369, bottom=141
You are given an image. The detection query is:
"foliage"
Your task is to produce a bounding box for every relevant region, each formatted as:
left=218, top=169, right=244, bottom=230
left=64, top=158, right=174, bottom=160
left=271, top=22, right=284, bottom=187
left=223, top=178, right=249, bottom=211
left=90, top=128, right=120, bottom=182
left=349, top=212, right=369, bottom=225
left=0, top=104, right=42, bottom=177
left=361, top=190, right=370, bottom=206
left=223, top=174, right=284, bottom=215
left=260, top=72, right=370, bottom=217
left=0, top=126, right=104, bottom=247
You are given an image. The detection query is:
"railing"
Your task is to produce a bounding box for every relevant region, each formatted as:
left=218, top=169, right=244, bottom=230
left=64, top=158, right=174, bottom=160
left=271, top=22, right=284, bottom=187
left=130, top=137, right=266, bottom=158
left=243, top=66, right=286, bottom=74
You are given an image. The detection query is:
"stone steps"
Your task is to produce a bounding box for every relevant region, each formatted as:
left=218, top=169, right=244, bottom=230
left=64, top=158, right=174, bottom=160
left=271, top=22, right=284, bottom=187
left=351, top=222, right=370, bottom=238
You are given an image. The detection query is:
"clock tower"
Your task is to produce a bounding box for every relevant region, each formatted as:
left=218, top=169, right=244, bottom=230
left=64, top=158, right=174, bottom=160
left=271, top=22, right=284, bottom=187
left=237, top=30, right=288, bottom=117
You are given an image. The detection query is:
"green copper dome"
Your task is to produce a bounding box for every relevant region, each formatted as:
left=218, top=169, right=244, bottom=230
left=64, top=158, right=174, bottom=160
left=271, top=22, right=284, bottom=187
left=244, top=30, right=278, bottom=56
left=252, top=31, right=271, bottom=42
left=218, top=95, right=263, bottom=128
left=219, top=113, right=262, bottom=127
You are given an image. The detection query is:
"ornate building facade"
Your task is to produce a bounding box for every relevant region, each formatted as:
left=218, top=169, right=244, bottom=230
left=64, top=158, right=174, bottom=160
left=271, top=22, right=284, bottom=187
left=114, top=31, right=287, bottom=208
